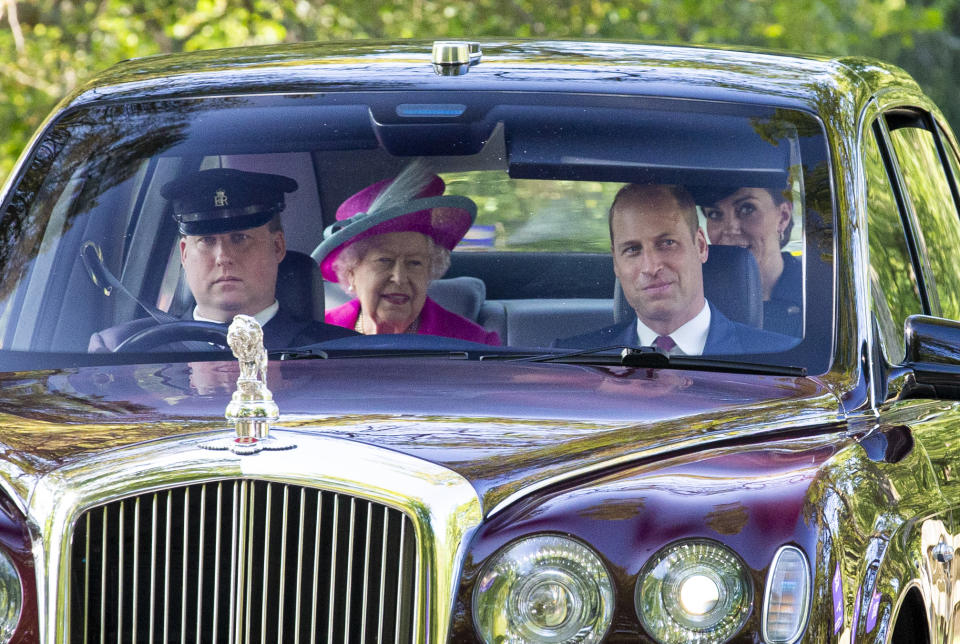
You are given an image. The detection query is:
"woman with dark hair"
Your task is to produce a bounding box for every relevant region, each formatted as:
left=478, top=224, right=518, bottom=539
left=700, top=185, right=802, bottom=337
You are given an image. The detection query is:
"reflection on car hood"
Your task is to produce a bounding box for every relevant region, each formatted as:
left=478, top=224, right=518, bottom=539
left=0, top=358, right=841, bottom=513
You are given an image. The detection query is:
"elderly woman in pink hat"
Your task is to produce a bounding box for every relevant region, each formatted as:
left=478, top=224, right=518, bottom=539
left=313, top=163, right=500, bottom=345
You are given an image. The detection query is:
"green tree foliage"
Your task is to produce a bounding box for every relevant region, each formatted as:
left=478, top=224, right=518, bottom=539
left=1, top=0, right=958, bottom=182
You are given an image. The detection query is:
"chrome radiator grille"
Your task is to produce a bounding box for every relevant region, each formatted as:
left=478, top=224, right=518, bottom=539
left=69, top=480, right=418, bottom=643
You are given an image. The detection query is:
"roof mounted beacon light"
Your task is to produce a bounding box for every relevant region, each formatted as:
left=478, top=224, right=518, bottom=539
left=432, top=41, right=482, bottom=76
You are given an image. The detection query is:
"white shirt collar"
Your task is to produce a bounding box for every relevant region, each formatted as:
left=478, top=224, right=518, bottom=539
left=193, top=300, right=279, bottom=327
left=635, top=300, right=711, bottom=355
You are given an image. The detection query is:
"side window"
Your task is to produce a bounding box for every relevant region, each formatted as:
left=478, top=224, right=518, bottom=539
left=886, top=112, right=960, bottom=320
left=865, top=125, right=923, bottom=363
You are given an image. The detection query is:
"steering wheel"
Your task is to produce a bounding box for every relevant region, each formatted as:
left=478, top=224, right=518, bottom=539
left=113, top=320, right=230, bottom=352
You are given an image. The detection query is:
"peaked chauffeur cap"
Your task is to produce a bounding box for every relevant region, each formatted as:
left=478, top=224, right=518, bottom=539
left=163, top=168, right=299, bottom=236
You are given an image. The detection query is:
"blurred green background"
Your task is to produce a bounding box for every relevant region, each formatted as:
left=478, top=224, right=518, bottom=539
left=1, top=0, right=958, bottom=184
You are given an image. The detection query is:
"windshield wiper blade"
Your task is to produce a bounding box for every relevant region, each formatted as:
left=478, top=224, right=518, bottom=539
left=279, top=348, right=472, bottom=361
left=506, top=345, right=646, bottom=364
left=276, top=348, right=329, bottom=360
left=503, top=345, right=807, bottom=377
left=622, top=348, right=806, bottom=376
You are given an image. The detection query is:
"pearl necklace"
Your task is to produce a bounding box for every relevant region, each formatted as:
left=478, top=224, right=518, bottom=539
left=355, top=309, right=420, bottom=334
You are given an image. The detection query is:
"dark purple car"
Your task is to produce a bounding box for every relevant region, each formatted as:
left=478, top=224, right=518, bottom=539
left=0, top=39, right=958, bottom=643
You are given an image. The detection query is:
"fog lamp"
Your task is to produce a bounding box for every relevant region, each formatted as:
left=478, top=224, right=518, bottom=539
left=473, top=535, right=614, bottom=643
left=762, top=546, right=810, bottom=644
left=636, top=539, right=752, bottom=644
left=0, top=548, right=21, bottom=642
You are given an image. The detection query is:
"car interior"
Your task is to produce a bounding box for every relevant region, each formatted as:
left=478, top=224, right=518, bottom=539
left=0, top=92, right=833, bottom=370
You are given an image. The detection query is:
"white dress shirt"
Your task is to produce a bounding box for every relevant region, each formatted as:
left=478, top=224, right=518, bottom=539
left=635, top=300, right=711, bottom=355
left=193, top=300, right=279, bottom=326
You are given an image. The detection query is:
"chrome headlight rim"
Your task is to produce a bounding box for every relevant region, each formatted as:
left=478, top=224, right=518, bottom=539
left=762, top=544, right=811, bottom=644
left=635, top=538, right=753, bottom=644
left=472, top=532, right=615, bottom=644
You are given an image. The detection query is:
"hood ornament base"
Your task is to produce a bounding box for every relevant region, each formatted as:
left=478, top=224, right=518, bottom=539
left=200, top=315, right=295, bottom=455
left=199, top=434, right=295, bottom=455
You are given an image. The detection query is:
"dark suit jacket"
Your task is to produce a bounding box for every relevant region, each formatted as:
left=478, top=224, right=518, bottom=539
left=764, top=252, right=803, bottom=337
left=555, top=302, right=797, bottom=355
left=89, top=307, right=356, bottom=352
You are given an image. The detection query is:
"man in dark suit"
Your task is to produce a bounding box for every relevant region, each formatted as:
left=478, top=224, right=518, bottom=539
left=89, top=169, right=355, bottom=352
left=556, top=184, right=795, bottom=355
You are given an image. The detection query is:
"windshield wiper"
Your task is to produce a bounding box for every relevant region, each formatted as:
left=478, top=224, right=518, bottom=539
left=278, top=348, right=473, bottom=361
left=276, top=348, right=329, bottom=360
left=501, top=345, right=656, bottom=364
left=493, top=345, right=807, bottom=377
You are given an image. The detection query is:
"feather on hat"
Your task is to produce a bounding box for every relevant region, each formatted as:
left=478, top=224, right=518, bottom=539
left=312, top=160, right=477, bottom=282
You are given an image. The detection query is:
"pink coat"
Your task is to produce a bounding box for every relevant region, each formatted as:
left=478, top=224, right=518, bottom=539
left=326, top=297, right=501, bottom=346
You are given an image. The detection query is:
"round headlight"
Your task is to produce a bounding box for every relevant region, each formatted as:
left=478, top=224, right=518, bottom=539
left=0, top=548, right=21, bottom=642
left=636, top=540, right=752, bottom=644
left=473, top=535, right=614, bottom=644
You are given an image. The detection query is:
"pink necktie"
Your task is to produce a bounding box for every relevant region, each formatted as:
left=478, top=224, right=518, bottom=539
left=653, top=335, right=676, bottom=353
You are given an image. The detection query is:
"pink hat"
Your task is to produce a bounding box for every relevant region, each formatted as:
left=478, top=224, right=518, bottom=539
left=313, top=170, right=476, bottom=282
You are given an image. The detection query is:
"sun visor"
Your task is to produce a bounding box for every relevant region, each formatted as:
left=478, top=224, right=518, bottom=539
left=505, top=104, right=796, bottom=187
left=163, top=103, right=379, bottom=154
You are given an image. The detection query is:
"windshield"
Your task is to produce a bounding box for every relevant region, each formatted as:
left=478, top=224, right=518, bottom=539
left=0, top=92, right=832, bottom=372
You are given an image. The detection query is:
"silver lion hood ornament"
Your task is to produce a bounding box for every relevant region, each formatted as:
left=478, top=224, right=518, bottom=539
left=200, top=315, right=295, bottom=455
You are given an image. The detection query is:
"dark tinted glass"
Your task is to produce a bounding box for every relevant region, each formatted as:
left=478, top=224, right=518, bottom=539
left=865, top=126, right=922, bottom=363
left=887, top=116, right=960, bottom=320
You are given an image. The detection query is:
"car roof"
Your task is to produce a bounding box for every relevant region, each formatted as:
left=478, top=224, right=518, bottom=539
left=64, top=39, right=922, bottom=114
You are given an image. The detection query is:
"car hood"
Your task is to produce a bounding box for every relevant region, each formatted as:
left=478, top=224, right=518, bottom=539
left=0, top=358, right=842, bottom=514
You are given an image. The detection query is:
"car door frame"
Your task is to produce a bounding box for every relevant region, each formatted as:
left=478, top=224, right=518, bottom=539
left=868, top=93, right=960, bottom=643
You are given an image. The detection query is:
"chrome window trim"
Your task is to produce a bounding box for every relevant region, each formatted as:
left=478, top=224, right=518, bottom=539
left=856, top=96, right=885, bottom=407
left=29, top=429, right=483, bottom=643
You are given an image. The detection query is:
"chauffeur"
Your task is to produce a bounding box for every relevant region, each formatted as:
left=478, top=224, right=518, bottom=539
left=89, top=168, right=355, bottom=352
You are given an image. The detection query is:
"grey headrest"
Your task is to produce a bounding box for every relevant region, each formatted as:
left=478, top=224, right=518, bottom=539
left=427, top=276, right=486, bottom=320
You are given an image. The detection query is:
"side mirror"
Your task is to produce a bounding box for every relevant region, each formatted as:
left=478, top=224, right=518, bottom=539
left=903, top=314, right=960, bottom=398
